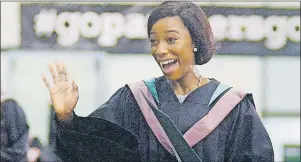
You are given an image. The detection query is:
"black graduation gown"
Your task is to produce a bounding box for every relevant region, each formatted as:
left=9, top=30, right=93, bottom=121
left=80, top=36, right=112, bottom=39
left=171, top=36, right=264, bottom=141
left=54, top=77, right=274, bottom=162
left=1, top=99, right=29, bottom=162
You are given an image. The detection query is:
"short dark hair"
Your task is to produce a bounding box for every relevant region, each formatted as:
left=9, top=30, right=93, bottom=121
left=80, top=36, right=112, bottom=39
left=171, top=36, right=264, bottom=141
left=147, top=1, right=215, bottom=65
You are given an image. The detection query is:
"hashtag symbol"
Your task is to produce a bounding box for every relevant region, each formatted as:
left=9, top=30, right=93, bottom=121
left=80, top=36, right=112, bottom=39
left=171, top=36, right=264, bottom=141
left=34, top=9, right=57, bottom=38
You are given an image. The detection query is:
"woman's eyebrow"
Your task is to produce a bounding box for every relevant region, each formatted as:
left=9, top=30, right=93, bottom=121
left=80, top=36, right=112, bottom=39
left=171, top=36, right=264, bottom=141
left=165, top=30, right=180, bottom=34
left=150, top=31, right=156, bottom=35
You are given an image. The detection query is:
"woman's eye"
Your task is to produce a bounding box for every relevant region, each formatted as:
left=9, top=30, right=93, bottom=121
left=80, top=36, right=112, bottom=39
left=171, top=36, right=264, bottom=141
left=150, top=39, right=158, bottom=45
left=166, top=37, right=177, bottom=44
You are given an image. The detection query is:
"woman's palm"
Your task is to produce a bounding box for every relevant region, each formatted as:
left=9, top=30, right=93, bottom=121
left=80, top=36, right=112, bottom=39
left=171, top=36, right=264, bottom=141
left=43, top=61, right=79, bottom=119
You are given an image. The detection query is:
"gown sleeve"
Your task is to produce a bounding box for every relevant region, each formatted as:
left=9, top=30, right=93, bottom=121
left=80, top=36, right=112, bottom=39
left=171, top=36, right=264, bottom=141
left=56, top=85, right=133, bottom=128
left=225, top=94, right=274, bottom=162
left=53, top=85, right=141, bottom=162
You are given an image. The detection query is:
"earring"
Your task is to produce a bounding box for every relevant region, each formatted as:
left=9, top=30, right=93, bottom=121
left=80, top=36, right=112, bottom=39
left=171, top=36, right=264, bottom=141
left=193, top=47, right=197, bottom=52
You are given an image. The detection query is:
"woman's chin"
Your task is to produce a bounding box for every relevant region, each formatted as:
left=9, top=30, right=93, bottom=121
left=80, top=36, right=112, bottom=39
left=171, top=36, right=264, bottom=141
left=163, top=73, right=181, bottom=81
left=160, top=65, right=183, bottom=81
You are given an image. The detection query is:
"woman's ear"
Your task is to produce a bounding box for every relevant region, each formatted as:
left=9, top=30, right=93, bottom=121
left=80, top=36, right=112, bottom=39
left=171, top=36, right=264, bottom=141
left=191, top=43, right=198, bottom=53
left=192, top=44, right=197, bottom=52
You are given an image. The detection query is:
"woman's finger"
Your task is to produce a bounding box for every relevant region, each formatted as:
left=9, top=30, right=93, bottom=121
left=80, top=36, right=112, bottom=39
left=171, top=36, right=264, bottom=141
left=49, top=62, right=60, bottom=83
left=56, top=61, right=64, bottom=80
left=42, top=74, right=52, bottom=90
left=61, top=62, right=69, bottom=82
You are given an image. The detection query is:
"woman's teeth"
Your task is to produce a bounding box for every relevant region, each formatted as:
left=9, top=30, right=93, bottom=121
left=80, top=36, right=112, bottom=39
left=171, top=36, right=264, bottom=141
left=160, top=59, right=176, bottom=66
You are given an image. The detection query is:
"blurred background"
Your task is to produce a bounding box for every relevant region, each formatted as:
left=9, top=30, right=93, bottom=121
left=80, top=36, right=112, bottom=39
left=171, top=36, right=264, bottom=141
left=1, top=2, right=300, bottom=161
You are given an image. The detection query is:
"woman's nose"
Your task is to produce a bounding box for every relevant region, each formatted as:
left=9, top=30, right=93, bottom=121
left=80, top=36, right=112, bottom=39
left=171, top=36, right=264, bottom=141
left=154, top=42, right=168, bottom=57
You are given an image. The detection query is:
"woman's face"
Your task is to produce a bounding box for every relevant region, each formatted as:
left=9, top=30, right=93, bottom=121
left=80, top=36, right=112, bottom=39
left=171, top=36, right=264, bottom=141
left=150, top=16, right=195, bottom=81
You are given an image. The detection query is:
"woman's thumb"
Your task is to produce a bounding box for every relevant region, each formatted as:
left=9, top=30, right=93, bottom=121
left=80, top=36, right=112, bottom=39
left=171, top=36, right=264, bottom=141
left=72, top=80, right=78, bottom=92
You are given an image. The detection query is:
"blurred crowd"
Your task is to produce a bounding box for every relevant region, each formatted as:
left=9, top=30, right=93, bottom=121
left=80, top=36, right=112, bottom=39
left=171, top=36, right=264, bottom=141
left=1, top=97, right=57, bottom=162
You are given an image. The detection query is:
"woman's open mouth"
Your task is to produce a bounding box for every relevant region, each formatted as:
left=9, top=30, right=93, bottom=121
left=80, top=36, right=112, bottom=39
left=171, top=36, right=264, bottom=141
left=159, top=59, right=179, bottom=74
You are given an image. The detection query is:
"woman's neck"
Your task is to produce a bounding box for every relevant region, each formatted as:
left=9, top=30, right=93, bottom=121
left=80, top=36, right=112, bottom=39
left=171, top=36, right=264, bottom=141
left=171, top=72, right=200, bottom=95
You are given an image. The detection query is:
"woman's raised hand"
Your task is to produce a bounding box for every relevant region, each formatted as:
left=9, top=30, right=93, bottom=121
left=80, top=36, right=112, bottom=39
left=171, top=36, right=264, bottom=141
left=42, top=61, right=79, bottom=120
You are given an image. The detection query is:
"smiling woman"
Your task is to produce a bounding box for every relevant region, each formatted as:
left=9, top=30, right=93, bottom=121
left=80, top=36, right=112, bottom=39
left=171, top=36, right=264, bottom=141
left=43, top=1, right=274, bottom=162
left=148, top=1, right=215, bottom=95
left=150, top=16, right=196, bottom=81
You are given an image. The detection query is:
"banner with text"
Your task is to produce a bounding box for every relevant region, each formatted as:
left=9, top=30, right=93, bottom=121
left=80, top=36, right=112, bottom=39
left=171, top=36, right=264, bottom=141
left=21, top=3, right=300, bottom=56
